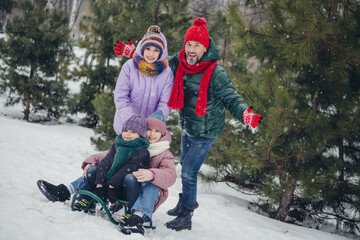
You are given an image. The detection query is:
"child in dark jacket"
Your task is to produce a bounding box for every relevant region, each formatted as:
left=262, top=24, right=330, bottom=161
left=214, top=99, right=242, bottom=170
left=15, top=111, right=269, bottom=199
left=37, top=114, right=150, bottom=208
left=93, top=114, right=150, bottom=204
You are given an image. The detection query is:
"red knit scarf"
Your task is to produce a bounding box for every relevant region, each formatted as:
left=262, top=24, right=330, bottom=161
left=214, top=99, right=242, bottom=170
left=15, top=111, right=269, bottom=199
left=167, top=48, right=217, bottom=116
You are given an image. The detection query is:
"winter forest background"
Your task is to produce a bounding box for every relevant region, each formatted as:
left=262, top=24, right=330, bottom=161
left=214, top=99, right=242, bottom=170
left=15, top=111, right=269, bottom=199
left=0, top=0, right=359, bottom=238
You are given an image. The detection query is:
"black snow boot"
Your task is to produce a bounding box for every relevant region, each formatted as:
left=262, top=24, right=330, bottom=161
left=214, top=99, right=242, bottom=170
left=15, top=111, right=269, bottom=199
left=73, top=199, right=96, bottom=213
left=167, top=193, right=199, bottom=216
left=119, top=214, right=145, bottom=235
left=37, top=180, right=70, bottom=202
left=165, top=207, right=192, bottom=231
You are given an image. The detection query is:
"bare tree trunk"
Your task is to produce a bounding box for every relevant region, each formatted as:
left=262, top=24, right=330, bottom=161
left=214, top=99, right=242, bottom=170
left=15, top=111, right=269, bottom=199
left=222, top=33, right=227, bottom=64
left=23, top=99, right=30, bottom=121
left=69, top=0, right=80, bottom=28
left=89, top=35, right=97, bottom=67
left=275, top=177, right=297, bottom=221
left=338, top=137, right=344, bottom=183
left=24, top=66, right=35, bottom=121
left=45, top=0, right=57, bottom=11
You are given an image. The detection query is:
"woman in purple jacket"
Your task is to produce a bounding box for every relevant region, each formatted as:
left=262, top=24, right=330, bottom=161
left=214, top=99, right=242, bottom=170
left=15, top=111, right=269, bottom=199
left=113, top=25, right=174, bottom=134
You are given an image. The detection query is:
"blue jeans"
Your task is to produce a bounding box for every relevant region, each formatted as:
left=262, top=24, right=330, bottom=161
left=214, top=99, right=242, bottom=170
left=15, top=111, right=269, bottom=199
left=180, top=132, right=216, bottom=211
left=123, top=174, right=141, bottom=210
left=82, top=170, right=141, bottom=210
left=132, top=181, right=159, bottom=222
left=70, top=165, right=97, bottom=200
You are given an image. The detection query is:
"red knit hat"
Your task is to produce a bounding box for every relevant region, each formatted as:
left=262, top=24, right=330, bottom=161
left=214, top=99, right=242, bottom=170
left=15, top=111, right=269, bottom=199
left=184, top=18, right=210, bottom=49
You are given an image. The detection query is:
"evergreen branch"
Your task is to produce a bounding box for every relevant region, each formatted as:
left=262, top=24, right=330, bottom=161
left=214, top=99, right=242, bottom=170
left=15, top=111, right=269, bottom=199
left=294, top=206, right=359, bottom=222
left=286, top=2, right=314, bottom=24
left=245, top=28, right=278, bottom=39
left=301, top=15, right=318, bottom=51
left=266, top=70, right=277, bottom=104
left=267, top=84, right=284, bottom=161
left=272, top=6, right=301, bottom=36
left=198, top=170, right=220, bottom=183
left=225, top=182, right=260, bottom=195
left=227, top=3, right=276, bottom=39
left=293, top=206, right=360, bottom=229
left=320, top=38, right=360, bottom=66
left=88, top=3, right=122, bottom=34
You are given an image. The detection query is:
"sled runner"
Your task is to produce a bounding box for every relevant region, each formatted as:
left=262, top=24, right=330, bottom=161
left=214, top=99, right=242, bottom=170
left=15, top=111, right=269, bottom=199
left=70, top=190, right=155, bottom=229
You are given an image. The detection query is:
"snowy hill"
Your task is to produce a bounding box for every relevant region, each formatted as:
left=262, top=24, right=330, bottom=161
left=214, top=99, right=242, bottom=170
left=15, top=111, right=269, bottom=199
left=0, top=110, right=354, bottom=240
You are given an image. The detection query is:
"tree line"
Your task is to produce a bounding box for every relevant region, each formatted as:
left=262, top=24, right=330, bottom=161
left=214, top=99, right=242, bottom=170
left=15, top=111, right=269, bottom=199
left=0, top=0, right=359, bottom=236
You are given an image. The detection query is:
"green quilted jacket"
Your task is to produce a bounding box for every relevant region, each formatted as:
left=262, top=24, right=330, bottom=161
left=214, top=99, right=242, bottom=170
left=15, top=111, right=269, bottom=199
left=168, top=38, right=249, bottom=138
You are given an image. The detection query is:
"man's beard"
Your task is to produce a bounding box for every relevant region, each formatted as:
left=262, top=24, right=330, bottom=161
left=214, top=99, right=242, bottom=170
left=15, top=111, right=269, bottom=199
left=186, top=53, right=199, bottom=65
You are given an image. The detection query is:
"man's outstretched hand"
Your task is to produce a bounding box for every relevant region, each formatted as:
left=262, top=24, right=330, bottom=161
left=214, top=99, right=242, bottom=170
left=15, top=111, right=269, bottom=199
left=113, top=39, right=135, bottom=58
left=243, top=106, right=262, bottom=128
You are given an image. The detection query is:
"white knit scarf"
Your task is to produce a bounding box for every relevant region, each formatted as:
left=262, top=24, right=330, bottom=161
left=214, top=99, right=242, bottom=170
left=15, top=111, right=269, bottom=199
left=147, top=141, right=170, bottom=157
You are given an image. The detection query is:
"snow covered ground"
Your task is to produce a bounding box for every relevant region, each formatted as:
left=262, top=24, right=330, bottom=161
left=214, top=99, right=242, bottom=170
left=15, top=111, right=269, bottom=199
left=0, top=97, right=355, bottom=240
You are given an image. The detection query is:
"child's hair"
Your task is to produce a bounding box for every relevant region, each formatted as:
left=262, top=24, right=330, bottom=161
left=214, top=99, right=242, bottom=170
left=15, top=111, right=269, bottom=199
left=140, top=25, right=165, bottom=58
left=146, top=110, right=166, bottom=136
left=122, top=114, right=147, bottom=138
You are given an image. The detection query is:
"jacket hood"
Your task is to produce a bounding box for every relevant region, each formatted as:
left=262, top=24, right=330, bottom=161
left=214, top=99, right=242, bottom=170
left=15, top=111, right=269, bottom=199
left=135, top=31, right=168, bottom=62
left=199, top=37, right=219, bottom=62
left=158, top=129, right=172, bottom=144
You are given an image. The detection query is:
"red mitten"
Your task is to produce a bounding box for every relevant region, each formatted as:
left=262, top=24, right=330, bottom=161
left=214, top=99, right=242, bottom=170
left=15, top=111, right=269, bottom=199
left=243, top=106, right=262, bottom=128
left=113, top=39, right=135, bottom=58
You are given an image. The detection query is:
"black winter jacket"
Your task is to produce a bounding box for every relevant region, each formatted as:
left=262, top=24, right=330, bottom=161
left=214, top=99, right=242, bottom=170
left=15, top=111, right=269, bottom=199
left=94, top=143, right=150, bottom=188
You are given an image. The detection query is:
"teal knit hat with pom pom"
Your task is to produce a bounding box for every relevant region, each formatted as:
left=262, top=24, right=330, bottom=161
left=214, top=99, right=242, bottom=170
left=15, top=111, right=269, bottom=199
left=146, top=110, right=166, bottom=136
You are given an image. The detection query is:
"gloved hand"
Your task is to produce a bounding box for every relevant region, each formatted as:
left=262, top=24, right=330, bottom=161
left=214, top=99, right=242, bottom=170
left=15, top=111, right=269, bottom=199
left=95, top=186, right=107, bottom=203
left=113, top=39, right=135, bottom=58
left=243, top=106, right=262, bottom=128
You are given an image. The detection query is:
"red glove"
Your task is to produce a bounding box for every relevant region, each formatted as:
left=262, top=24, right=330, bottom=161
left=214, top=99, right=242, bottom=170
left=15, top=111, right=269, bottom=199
left=243, top=106, right=262, bottom=128
left=113, top=39, right=135, bottom=58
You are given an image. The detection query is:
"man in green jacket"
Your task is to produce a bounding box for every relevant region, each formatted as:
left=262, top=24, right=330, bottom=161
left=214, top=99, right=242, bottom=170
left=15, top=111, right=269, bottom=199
left=165, top=18, right=262, bottom=231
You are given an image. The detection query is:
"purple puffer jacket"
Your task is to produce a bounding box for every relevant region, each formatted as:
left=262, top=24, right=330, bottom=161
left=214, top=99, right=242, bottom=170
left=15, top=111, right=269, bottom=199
left=113, top=32, right=174, bottom=134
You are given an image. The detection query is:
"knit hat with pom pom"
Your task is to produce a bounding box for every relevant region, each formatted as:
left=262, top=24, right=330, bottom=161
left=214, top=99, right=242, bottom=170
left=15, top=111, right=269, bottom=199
left=184, top=18, right=210, bottom=48
left=146, top=110, right=166, bottom=136
left=140, top=25, right=165, bottom=58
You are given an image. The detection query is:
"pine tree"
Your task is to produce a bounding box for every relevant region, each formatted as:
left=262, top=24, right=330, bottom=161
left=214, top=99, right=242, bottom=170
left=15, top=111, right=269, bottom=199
left=202, top=0, right=360, bottom=234
left=91, top=90, right=116, bottom=150
left=0, top=0, right=72, bottom=121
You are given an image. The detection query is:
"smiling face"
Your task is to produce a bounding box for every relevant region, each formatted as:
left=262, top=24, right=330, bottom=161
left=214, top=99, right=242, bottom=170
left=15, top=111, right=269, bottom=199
left=122, top=130, right=140, bottom=141
left=143, top=46, right=161, bottom=64
left=146, top=128, right=162, bottom=144
left=185, top=40, right=207, bottom=65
